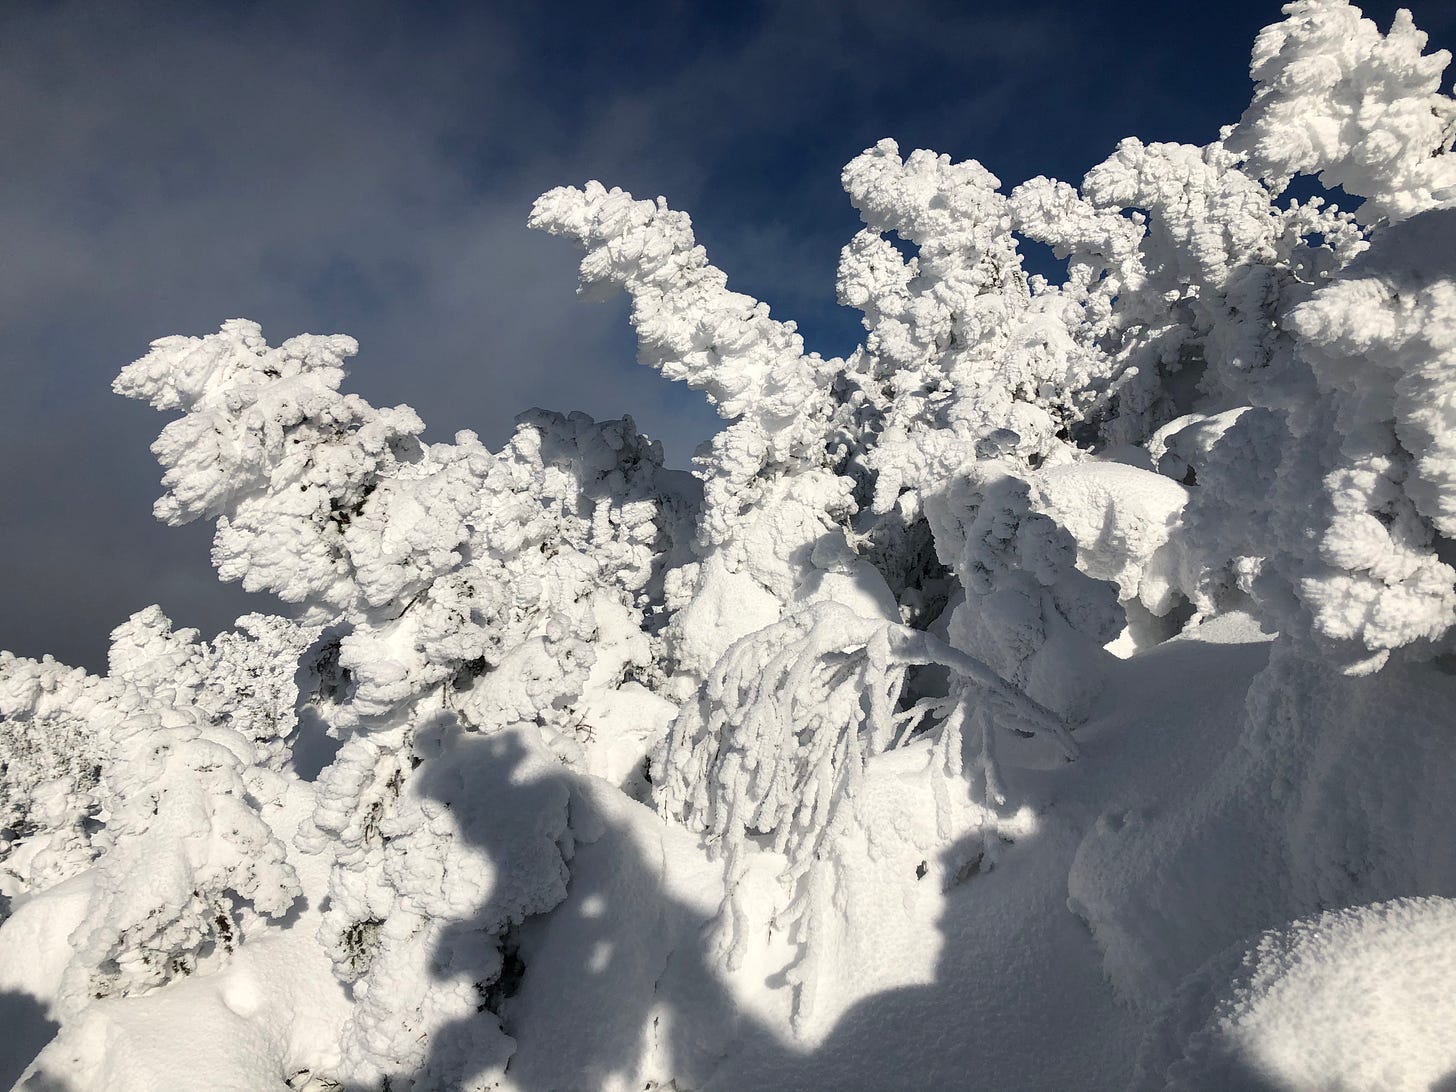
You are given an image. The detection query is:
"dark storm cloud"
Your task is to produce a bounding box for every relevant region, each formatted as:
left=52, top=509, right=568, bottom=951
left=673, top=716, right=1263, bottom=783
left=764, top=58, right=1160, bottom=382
left=3, top=0, right=1453, bottom=669
left=0, top=0, right=717, bottom=668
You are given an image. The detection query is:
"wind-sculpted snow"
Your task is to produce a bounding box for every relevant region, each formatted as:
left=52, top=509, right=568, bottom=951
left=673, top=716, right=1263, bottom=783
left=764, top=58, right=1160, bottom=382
left=6, top=1, right=1456, bottom=1087
left=107, top=606, right=317, bottom=772
left=304, top=407, right=684, bottom=1084
left=1032, top=462, right=1188, bottom=618
left=529, top=182, right=840, bottom=560
left=115, top=320, right=431, bottom=612
left=117, top=322, right=691, bottom=1085
left=1, top=610, right=303, bottom=1019
left=1157, top=207, right=1456, bottom=672
left=838, top=139, right=1090, bottom=509
left=1011, top=138, right=1366, bottom=448
left=923, top=467, right=1123, bottom=727
left=1228, top=0, right=1456, bottom=224
left=58, top=685, right=299, bottom=1015
left=0, top=654, right=109, bottom=899
left=1274, top=208, right=1456, bottom=667
left=654, top=599, right=1066, bottom=1028
left=527, top=183, right=831, bottom=434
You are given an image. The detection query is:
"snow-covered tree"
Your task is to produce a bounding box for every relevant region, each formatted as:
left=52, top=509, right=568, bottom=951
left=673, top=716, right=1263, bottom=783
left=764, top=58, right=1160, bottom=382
left=653, top=600, right=1064, bottom=994
left=7, top=2, right=1456, bottom=1087
left=530, top=182, right=858, bottom=690
left=0, top=654, right=109, bottom=904
left=1228, top=0, right=1456, bottom=225
left=532, top=162, right=1118, bottom=1016
left=115, top=322, right=690, bottom=1086
left=0, top=609, right=303, bottom=1017
left=989, top=1, right=1456, bottom=671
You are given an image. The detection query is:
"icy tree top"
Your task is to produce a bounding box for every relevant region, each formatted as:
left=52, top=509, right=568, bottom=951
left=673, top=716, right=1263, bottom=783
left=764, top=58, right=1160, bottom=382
left=528, top=182, right=833, bottom=433
left=1227, top=0, right=1456, bottom=224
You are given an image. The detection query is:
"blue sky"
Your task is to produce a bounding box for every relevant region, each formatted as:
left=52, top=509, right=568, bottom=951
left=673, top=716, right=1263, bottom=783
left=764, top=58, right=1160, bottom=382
left=4, top=0, right=1454, bottom=669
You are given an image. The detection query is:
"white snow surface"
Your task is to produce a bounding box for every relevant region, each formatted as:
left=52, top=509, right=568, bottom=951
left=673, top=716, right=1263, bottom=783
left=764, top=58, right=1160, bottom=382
left=1134, top=897, right=1456, bottom=1091
left=5, top=2, right=1456, bottom=1088
left=3, top=783, right=351, bottom=1091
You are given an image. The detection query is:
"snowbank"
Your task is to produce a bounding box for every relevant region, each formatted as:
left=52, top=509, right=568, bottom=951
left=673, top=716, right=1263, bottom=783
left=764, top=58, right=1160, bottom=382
left=1135, top=897, right=1456, bottom=1091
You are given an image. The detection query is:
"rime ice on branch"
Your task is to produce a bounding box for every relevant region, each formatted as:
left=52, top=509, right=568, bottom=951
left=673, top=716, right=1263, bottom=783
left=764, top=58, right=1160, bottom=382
left=115, top=321, right=686, bottom=1085
left=7, top=3, right=1456, bottom=1086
